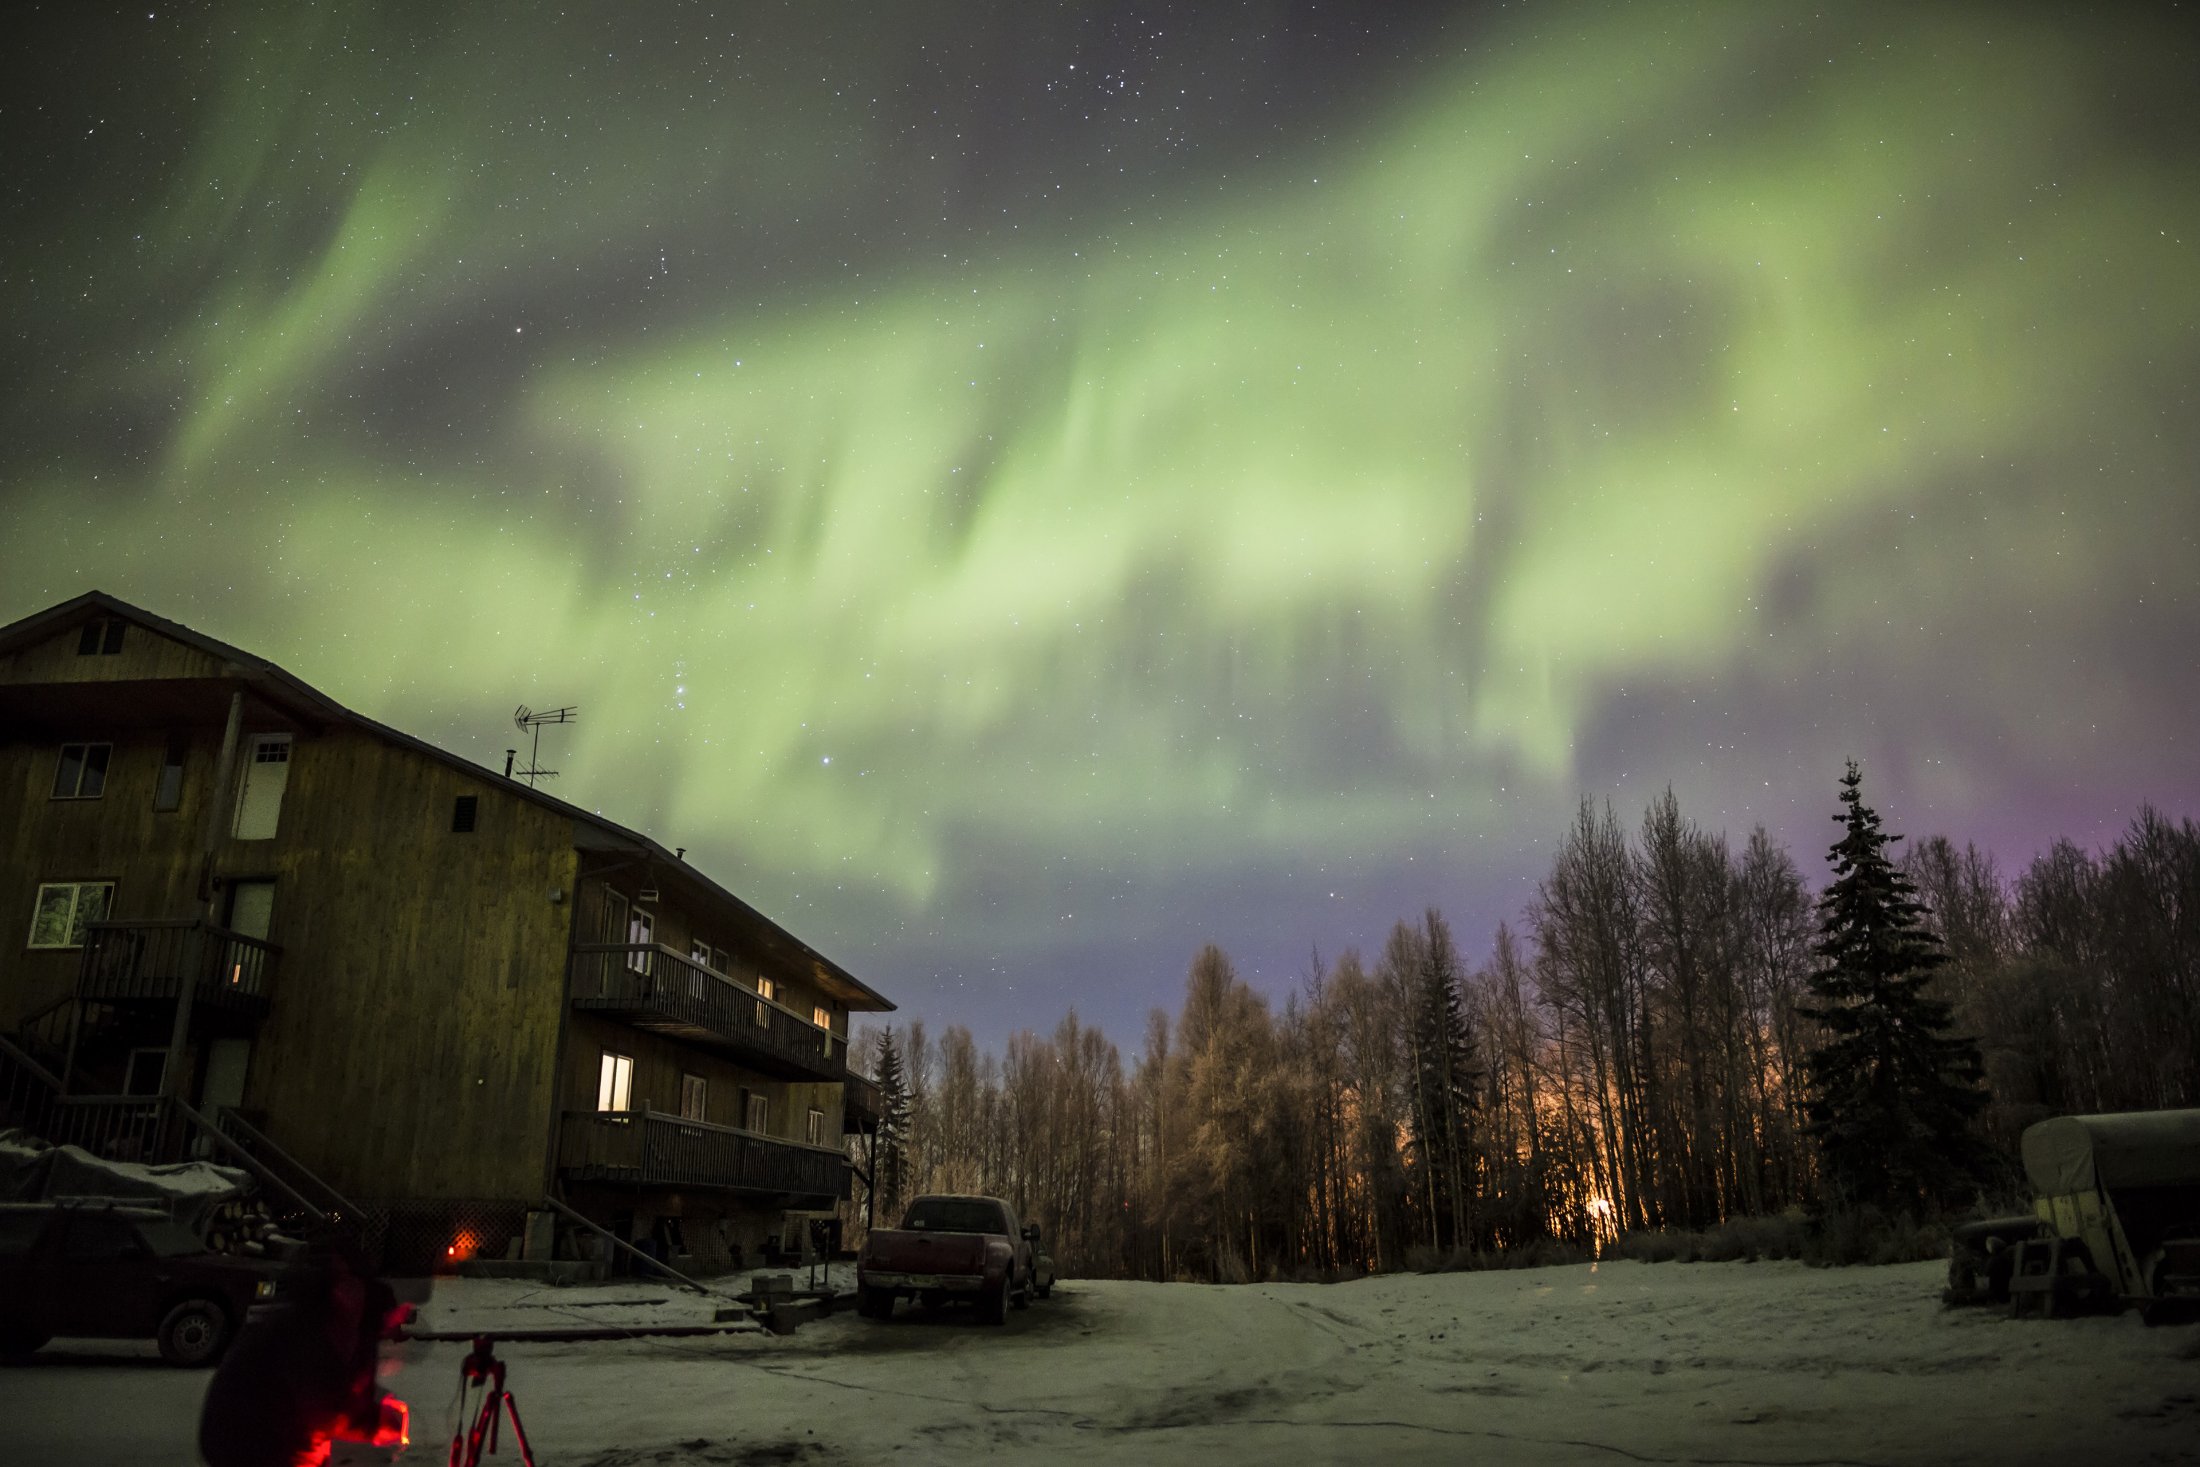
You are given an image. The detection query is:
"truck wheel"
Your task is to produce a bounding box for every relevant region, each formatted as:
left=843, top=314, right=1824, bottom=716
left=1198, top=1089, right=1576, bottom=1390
left=979, top=1276, right=1009, bottom=1326
left=157, top=1298, right=232, bottom=1367
left=857, top=1285, right=893, bottom=1320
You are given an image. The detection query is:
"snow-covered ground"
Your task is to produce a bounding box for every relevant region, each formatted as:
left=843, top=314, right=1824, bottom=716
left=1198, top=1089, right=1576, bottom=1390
left=4, top=1258, right=2194, bottom=1465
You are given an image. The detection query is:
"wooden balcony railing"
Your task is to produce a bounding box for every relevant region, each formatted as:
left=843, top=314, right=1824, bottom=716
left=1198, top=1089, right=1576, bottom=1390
left=568, top=944, right=846, bottom=1082
left=557, top=1108, right=848, bottom=1201
left=843, top=1072, right=885, bottom=1132
left=78, top=919, right=277, bottom=1017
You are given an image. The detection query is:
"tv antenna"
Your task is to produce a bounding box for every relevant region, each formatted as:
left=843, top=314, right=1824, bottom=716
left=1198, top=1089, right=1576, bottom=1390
left=510, top=705, right=575, bottom=788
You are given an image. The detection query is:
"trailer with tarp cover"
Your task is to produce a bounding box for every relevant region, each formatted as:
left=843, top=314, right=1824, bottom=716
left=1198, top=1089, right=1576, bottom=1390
left=1949, top=1109, right=2200, bottom=1322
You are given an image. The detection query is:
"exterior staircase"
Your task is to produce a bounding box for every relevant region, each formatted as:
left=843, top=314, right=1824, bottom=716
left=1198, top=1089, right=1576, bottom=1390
left=0, top=1029, right=363, bottom=1253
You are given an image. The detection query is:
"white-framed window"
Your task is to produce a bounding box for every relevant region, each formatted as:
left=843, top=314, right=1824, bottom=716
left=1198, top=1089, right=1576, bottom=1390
left=52, top=743, right=112, bottom=800
left=745, top=1092, right=769, bottom=1133
left=232, top=734, right=292, bottom=839
left=28, top=881, right=114, bottom=950
left=680, top=1073, right=708, bottom=1121
left=688, top=940, right=713, bottom=997
left=596, top=1051, right=634, bottom=1113
left=626, top=909, right=654, bottom=973
left=806, top=1107, right=826, bottom=1147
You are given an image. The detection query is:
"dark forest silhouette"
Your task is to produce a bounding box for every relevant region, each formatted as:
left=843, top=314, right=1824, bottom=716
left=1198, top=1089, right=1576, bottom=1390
left=847, top=778, right=2200, bottom=1281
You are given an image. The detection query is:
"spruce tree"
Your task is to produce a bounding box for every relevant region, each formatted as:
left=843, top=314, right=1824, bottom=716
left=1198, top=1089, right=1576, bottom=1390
left=870, top=1029, right=913, bottom=1227
left=1407, top=910, right=1483, bottom=1249
left=1801, top=762, right=1986, bottom=1213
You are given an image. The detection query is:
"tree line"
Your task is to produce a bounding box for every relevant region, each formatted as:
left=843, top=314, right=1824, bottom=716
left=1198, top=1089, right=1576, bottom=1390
left=846, top=782, right=2199, bottom=1281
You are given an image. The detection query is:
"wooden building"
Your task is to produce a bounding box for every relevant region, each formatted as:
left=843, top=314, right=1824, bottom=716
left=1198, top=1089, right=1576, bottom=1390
left=0, top=591, right=892, bottom=1272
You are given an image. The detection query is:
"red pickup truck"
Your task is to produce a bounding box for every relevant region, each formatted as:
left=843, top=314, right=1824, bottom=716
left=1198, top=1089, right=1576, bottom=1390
left=857, top=1194, right=1037, bottom=1324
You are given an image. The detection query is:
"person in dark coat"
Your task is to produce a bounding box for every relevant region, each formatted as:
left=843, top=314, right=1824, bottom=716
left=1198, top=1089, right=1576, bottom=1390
left=199, top=1242, right=408, bottom=1467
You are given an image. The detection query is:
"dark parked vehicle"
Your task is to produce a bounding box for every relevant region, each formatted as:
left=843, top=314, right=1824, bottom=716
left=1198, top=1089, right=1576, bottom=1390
left=857, top=1194, right=1038, bottom=1324
left=0, top=1200, right=286, bottom=1365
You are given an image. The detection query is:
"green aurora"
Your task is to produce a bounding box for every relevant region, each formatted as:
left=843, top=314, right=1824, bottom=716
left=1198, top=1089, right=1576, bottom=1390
left=5, top=3, right=2196, bottom=1035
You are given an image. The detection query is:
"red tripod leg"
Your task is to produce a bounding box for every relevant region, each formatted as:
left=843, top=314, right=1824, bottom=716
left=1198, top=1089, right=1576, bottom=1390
left=501, top=1391, right=537, bottom=1467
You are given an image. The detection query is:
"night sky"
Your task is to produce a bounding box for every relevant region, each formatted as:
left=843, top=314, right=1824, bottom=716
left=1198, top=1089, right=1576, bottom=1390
left=5, top=3, right=2196, bottom=1047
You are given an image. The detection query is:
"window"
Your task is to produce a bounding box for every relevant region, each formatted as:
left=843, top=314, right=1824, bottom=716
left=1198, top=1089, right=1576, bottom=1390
left=124, top=1048, right=167, bottom=1097
left=756, top=977, right=776, bottom=1003
left=812, top=1005, right=831, bottom=1032
left=231, top=735, right=291, bottom=839
left=52, top=743, right=112, bottom=800
left=451, top=795, right=478, bottom=833
left=687, top=940, right=714, bottom=997
left=63, top=1215, right=142, bottom=1264
left=626, top=909, right=654, bottom=973
left=596, top=1052, right=634, bottom=1112
left=680, top=1073, right=707, bottom=1122
left=76, top=618, right=125, bottom=656
left=806, top=1107, right=826, bottom=1146
left=153, top=734, right=186, bottom=812
left=745, top=1092, right=769, bottom=1133
left=28, top=882, right=114, bottom=949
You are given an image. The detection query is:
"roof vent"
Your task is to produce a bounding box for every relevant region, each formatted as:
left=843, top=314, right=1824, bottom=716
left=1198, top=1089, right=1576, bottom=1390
left=636, top=887, right=661, bottom=905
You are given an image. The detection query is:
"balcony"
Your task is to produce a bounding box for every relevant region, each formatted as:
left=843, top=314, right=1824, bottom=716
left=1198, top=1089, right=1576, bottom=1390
left=557, top=1108, right=848, bottom=1203
left=78, top=919, right=277, bottom=1023
left=844, top=1072, right=885, bottom=1134
left=569, top=944, right=847, bottom=1082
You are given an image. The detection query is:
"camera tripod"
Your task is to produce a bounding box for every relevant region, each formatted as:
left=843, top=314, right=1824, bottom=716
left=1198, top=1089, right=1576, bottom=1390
left=450, top=1335, right=536, bottom=1467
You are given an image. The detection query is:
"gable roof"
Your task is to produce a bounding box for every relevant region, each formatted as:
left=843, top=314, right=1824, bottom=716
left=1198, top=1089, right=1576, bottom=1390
left=0, top=590, right=893, bottom=1012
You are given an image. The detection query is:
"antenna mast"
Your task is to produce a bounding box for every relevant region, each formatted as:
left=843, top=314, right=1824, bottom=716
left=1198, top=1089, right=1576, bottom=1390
left=511, top=705, right=576, bottom=789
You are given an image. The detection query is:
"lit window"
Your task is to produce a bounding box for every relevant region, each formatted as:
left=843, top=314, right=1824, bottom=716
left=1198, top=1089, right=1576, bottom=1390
left=681, top=1073, right=707, bottom=1121
left=757, top=977, right=776, bottom=1003
left=28, top=882, right=115, bottom=949
left=596, top=1052, right=634, bottom=1112
left=812, top=1005, right=830, bottom=1031
left=52, top=743, right=112, bottom=800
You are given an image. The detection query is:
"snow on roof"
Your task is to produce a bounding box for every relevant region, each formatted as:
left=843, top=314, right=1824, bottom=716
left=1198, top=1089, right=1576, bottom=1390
left=2020, top=1108, right=2200, bottom=1194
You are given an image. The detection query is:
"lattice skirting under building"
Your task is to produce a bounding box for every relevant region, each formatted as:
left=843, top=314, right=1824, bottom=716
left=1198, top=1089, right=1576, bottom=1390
left=348, top=1197, right=531, bottom=1274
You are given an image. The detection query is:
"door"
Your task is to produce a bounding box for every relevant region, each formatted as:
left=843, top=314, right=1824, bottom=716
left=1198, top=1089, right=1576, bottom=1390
left=594, top=888, right=629, bottom=996
left=231, top=735, right=292, bottom=839
left=225, top=882, right=275, bottom=940
left=200, top=1038, right=250, bottom=1113
left=221, top=881, right=276, bottom=993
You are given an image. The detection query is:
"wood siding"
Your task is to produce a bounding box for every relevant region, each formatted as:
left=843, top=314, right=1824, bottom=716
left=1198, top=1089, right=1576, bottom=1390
left=235, top=725, right=580, bottom=1201
left=0, top=726, right=220, bottom=1029
left=3, top=607, right=867, bottom=1237
left=0, top=617, right=226, bottom=686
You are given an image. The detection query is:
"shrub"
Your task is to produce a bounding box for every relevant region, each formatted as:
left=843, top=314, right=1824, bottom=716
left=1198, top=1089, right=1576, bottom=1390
left=1801, top=1206, right=1948, bottom=1267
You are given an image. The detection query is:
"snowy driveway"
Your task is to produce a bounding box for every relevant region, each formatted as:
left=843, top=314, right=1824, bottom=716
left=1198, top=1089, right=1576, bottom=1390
left=3, top=1258, right=2194, bottom=1465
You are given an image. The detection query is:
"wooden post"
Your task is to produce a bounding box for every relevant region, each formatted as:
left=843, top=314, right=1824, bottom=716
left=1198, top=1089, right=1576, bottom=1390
left=164, top=689, right=244, bottom=1117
